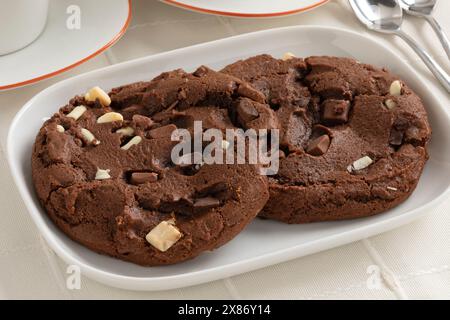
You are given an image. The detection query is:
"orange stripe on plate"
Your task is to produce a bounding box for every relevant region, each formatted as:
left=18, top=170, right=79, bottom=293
left=0, top=0, right=133, bottom=91
left=163, top=0, right=329, bottom=18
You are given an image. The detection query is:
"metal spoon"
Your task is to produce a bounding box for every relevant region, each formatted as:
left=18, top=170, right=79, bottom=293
left=349, top=0, right=450, bottom=92
left=399, top=0, right=450, bottom=60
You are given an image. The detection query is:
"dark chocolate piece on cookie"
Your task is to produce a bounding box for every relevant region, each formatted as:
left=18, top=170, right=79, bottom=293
left=306, top=135, right=331, bottom=156
left=194, top=197, right=221, bottom=210
left=236, top=100, right=259, bottom=123
left=389, top=128, right=404, bottom=146
left=130, top=172, right=158, bottom=185
left=322, top=99, right=351, bottom=125
left=237, top=83, right=266, bottom=102
left=132, top=114, right=154, bottom=130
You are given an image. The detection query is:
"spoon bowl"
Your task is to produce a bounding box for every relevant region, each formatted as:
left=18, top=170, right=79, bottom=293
left=349, top=0, right=403, bottom=33
left=399, top=0, right=436, bottom=16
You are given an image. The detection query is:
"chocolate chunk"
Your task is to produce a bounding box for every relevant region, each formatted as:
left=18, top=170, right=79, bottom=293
left=322, top=100, right=350, bottom=125
left=130, top=172, right=158, bottom=185
left=132, top=114, right=153, bottom=130
left=306, top=135, right=331, bottom=156
left=307, top=72, right=353, bottom=100
left=148, top=124, right=177, bottom=139
left=193, top=197, right=221, bottom=210
left=236, top=100, right=259, bottom=124
left=193, top=66, right=209, bottom=77
left=237, top=83, right=266, bottom=103
left=389, top=128, right=404, bottom=146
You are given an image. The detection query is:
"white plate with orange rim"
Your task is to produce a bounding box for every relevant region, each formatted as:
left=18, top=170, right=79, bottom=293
left=162, top=0, right=329, bottom=18
left=8, top=26, right=450, bottom=291
left=0, top=0, right=131, bottom=91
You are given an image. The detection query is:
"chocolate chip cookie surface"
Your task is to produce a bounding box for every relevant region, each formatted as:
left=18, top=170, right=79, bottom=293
left=222, top=54, right=431, bottom=223
left=32, top=68, right=270, bottom=266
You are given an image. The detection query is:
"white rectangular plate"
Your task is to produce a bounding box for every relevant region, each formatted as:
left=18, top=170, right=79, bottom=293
left=7, top=26, right=450, bottom=291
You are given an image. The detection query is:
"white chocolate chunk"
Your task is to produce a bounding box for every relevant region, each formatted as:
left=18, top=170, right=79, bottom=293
left=384, top=99, right=397, bottom=110
left=56, top=125, right=65, bottom=133
left=389, top=80, right=402, bottom=96
left=282, top=52, right=296, bottom=61
left=347, top=156, right=374, bottom=172
left=97, top=112, right=123, bottom=124
left=387, top=186, right=398, bottom=191
left=81, top=128, right=100, bottom=145
left=121, top=136, right=142, bottom=150
left=67, top=105, right=87, bottom=120
left=95, top=168, right=111, bottom=180
left=116, top=127, right=134, bottom=136
left=145, top=219, right=182, bottom=252
left=85, top=86, right=111, bottom=106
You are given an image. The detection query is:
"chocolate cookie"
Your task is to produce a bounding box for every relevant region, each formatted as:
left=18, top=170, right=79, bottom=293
left=222, top=54, right=431, bottom=223
left=32, top=67, right=272, bottom=266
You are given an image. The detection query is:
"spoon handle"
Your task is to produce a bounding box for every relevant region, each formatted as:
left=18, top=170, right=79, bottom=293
left=424, top=15, right=450, bottom=61
left=395, top=30, right=450, bottom=93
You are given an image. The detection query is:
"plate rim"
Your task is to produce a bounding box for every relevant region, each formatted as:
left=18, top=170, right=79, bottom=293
left=162, top=0, right=329, bottom=18
left=7, top=25, right=450, bottom=291
left=0, top=0, right=132, bottom=91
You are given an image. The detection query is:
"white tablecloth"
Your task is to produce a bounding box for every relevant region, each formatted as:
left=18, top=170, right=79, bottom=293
left=0, top=0, right=449, bottom=299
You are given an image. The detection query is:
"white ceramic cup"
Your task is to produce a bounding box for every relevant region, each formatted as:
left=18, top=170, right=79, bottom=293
left=0, top=0, right=49, bottom=56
